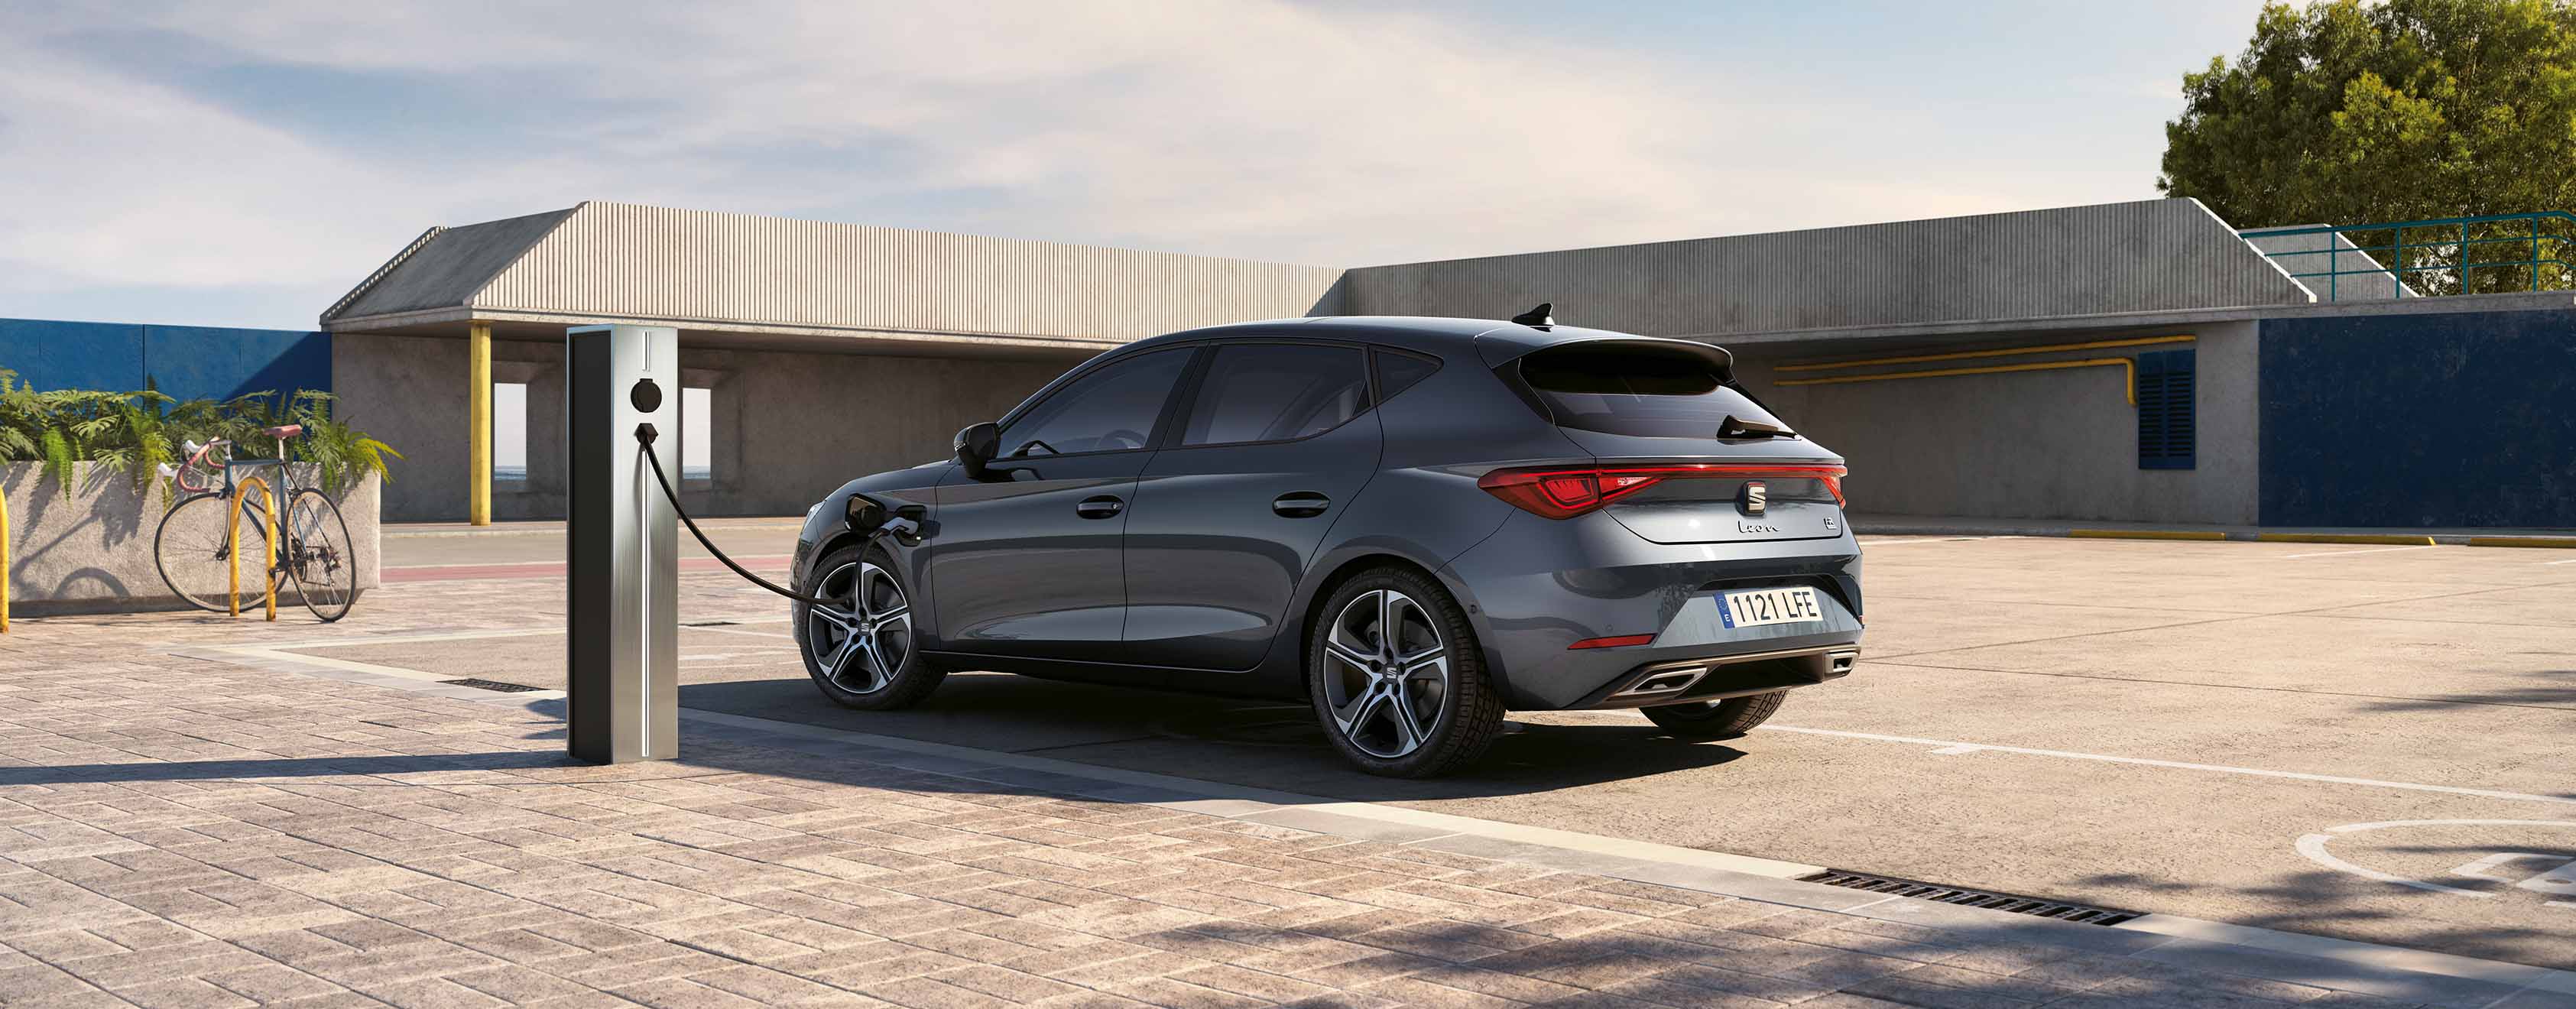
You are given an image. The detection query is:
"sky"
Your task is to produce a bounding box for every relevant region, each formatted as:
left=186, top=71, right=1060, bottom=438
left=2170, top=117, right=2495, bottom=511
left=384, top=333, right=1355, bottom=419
left=0, top=0, right=2274, bottom=331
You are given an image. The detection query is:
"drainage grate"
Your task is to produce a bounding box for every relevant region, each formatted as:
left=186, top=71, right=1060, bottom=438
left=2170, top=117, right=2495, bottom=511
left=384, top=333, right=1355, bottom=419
left=442, top=678, right=541, bottom=693
left=1800, top=870, right=2140, bottom=926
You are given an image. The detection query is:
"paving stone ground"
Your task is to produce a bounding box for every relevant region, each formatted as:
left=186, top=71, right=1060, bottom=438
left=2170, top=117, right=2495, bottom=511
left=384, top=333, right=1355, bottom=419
left=0, top=582, right=2552, bottom=1007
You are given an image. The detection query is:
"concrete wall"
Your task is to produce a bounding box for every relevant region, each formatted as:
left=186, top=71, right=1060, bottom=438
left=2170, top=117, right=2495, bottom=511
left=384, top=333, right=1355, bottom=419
left=1736, top=321, right=2261, bottom=524
left=2260, top=307, right=2576, bottom=527
left=1342, top=200, right=2312, bottom=339
left=335, top=331, right=1072, bottom=521
left=0, top=317, right=332, bottom=401
left=2, top=462, right=378, bottom=615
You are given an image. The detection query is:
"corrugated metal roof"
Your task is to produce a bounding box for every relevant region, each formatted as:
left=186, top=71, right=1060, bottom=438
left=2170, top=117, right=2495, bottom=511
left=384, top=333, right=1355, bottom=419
left=326, top=202, right=1345, bottom=346
left=1340, top=199, right=2315, bottom=339
left=330, top=209, right=576, bottom=320
left=323, top=197, right=2315, bottom=348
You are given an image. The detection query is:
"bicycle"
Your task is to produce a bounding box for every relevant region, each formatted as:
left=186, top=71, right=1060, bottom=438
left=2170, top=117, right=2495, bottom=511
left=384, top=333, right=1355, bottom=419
left=152, top=423, right=361, bottom=622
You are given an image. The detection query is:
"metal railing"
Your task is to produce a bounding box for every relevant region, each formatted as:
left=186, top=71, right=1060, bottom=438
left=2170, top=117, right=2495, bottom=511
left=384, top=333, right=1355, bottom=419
left=2239, top=212, right=2575, bottom=300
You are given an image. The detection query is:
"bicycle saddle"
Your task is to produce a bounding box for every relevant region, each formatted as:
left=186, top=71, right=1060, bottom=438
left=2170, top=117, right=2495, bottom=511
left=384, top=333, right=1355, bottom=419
left=263, top=424, right=303, bottom=439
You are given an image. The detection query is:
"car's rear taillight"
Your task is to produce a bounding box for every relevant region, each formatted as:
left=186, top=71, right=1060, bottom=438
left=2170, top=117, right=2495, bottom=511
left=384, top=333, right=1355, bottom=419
left=1476, top=463, right=1847, bottom=519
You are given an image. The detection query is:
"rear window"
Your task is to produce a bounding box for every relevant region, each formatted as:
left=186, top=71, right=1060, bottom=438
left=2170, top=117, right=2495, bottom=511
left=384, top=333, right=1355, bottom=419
left=1517, top=342, right=1791, bottom=439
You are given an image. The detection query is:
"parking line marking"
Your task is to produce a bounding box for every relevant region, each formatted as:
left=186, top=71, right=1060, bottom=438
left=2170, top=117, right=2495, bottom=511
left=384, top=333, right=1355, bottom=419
left=2282, top=545, right=2439, bottom=560
left=689, top=625, right=795, bottom=641
left=1751, top=723, right=2576, bottom=807
left=239, top=612, right=788, bottom=651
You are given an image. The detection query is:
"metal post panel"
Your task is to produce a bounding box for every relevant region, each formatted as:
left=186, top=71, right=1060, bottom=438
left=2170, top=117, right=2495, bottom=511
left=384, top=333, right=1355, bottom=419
left=469, top=321, right=493, bottom=526
left=566, top=324, right=680, bottom=764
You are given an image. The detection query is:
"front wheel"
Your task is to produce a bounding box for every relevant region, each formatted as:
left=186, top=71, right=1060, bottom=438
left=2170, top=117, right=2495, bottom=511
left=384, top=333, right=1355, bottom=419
left=1642, top=689, right=1788, bottom=740
left=795, top=546, right=946, bottom=709
left=1308, top=566, right=1504, bottom=778
left=283, top=489, right=359, bottom=622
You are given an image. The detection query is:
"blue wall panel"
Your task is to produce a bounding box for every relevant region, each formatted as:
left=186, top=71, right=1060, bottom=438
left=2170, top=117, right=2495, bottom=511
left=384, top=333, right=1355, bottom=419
left=0, top=317, right=330, bottom=402
left=0, top=319, right=146, bottom=393
left=144, top=325, right=332, bottom=403
left=2260, top=307, right=2576, bottom=528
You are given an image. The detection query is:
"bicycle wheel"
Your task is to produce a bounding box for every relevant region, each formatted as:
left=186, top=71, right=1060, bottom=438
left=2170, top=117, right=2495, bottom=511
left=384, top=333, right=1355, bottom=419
left=154, top=492, right=275, bottom=613
left=283, top=488, right=360, bottom=622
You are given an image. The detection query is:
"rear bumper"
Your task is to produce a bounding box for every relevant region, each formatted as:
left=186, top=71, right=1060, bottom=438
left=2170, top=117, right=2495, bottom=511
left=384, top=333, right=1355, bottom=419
left=1571, top=644, right=1860, bottom=709
left=1439, top=509, right=1864, bottom=709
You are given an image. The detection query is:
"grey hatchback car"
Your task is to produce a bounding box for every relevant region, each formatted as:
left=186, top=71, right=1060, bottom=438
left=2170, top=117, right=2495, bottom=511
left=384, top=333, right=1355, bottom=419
left=790, top=313, right=1862, bottom=777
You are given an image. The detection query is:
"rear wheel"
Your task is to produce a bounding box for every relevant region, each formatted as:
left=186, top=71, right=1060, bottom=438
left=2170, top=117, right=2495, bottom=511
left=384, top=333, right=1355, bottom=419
left=796, top=545, right=946, bottom=709
left=1308, top=566, right=1504, bottom=777
left=154, top=492, right=273, bottom=612
left=283, top=489, right=359, bottom=622
left=1642, top=689, right=1788, bottom=740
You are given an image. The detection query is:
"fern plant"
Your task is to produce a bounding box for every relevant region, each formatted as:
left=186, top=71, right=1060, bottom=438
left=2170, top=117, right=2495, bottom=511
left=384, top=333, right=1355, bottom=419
left=0, top=368, right=37, bottom=461
left=0, top=367, right=400, bottom=499
left=40, top=427, right=76, bottom=494
left=291, top=391, right=401, bottom=495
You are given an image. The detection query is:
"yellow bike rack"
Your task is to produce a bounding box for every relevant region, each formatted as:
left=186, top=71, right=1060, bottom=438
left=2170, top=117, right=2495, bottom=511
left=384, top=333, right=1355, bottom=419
left=2, top=481, right=11, bottom=633
left=230, top=475, right=277, bottom=621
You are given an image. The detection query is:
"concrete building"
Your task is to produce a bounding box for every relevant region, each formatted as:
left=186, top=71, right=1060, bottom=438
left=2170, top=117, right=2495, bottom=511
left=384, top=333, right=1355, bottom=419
left=9, top=198, right=2568, bottom=529
left=319, top=203, right=1342, bottom=522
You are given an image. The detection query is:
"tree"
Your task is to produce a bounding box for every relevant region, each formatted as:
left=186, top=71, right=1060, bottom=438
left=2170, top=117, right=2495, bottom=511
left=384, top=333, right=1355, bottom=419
left=2159, top=0, right=2576, bottom=292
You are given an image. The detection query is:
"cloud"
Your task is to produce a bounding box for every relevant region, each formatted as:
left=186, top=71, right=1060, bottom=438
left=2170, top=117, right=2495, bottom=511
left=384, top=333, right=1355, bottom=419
left=0, top=0, right=2167, bottom=328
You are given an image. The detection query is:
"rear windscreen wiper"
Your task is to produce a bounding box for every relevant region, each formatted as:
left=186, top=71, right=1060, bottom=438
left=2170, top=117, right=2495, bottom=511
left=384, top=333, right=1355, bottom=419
left=1718, top=415, right=1797, bottom=440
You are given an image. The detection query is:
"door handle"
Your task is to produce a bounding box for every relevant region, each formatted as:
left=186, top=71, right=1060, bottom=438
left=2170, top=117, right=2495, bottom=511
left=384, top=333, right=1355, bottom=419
left=1075, top=495, right=1125, bottom=519
left=1272, top=492, right=1332, bottom=518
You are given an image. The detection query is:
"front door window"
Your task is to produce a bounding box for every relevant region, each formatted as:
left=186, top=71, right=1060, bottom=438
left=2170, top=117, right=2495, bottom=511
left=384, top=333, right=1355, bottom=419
left=999, top=349, right=1192, bottom=458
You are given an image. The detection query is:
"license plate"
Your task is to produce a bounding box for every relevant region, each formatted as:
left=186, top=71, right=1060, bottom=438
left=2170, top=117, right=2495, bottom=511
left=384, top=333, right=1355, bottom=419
left=1718, top=586, right=1823, bottom=628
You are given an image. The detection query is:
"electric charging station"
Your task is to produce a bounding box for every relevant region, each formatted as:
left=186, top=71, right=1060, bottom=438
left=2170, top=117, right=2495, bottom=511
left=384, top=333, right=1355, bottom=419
left=566, top=324, right=679, bottom=764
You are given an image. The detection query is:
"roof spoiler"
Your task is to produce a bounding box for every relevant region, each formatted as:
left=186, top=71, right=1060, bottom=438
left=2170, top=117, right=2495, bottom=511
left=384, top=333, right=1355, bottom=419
left=1479, top=334, right=1735, bottom=384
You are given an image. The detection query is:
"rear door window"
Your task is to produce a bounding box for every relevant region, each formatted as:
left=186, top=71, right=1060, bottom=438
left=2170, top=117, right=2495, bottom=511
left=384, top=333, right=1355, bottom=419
left=1373, top=349, right=1442, bottom=401
left=1517, top=342, right=1789, bottom=439
left=1179, top=343, right=1371, bottom=446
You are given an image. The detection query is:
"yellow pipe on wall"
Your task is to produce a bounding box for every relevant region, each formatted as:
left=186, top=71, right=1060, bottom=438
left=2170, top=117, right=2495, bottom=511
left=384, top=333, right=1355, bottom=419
left=1777, top=334, right=2195, bottom=372
left=1776, top=357, right=2139, bottom=406
left=230, top=475, right=277, bottom=621
left=469, top=320, right=492, bottom=527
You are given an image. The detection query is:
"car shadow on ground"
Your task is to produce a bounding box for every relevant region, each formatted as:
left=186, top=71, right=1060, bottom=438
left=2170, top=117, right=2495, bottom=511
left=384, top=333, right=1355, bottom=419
left=673, top=673, right=1753, bottom=803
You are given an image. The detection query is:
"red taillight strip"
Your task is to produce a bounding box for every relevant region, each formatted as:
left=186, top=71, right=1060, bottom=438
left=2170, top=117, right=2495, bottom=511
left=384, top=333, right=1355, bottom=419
left=1568, top=634, right=1656, bottom=650
left=1478, top=463, right=1848, bottom=518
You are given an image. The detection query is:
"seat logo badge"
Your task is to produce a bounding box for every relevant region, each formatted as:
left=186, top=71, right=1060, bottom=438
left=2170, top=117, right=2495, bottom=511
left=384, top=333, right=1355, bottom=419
left=1741, top=481, right=1767, bottom=516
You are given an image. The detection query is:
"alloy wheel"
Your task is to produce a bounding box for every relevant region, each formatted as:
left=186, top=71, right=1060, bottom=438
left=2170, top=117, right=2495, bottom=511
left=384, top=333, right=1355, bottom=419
left=1320, top=588, right=1451, bottom=758
left=806, top=561, right=912, bottom=694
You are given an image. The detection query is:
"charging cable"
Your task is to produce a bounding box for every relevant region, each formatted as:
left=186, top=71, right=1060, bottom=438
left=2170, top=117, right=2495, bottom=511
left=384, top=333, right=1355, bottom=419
left=633, top=423, right=891, bottom=612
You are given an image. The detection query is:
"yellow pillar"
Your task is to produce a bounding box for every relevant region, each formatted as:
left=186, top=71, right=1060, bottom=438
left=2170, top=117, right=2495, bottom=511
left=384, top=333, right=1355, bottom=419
left=2, top=481, right=11, bottom=633
left=469, top=320, right=492, bottom=526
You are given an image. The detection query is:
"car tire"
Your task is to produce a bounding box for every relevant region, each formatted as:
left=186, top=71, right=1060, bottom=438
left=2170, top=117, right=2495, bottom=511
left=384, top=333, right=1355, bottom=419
left=795, top=544, right=947, bottom=710
left=1307, top=565, right=1504, bottom=778
left=1642, top=689, right=1787, bottom=740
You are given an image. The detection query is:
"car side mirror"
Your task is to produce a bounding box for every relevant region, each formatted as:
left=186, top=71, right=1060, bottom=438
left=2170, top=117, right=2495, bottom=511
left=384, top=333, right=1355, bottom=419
left=955, top=421, right=1001, bottom=477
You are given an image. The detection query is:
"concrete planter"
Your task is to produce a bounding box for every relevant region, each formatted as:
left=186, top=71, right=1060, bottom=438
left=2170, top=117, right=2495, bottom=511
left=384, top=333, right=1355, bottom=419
left=2, top=462, right=381, bottom=616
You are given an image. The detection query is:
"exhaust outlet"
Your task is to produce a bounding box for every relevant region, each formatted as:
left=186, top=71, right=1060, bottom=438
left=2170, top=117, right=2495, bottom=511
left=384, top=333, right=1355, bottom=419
left=1608, top=666, right=1706, bottom=699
